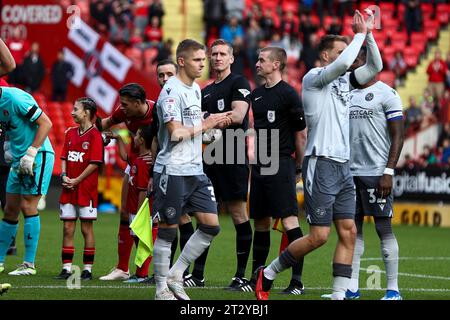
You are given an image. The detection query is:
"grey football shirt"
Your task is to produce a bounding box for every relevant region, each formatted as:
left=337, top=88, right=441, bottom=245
left=349, top=81, right=403, bottom=176
left=302, top=33, right=366, bottom=162
left=154, top=76, right=204, bottom=176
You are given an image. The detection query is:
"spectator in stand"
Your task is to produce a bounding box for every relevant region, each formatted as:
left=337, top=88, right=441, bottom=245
left=269, top=33, right=285, bottom=49
left=286, top=38, right=302, bottom=65
left=22, top=42, right=45, bottom=94
left=246, top=18, right=265, bottom=78
left=133, top=0, right=151, bottom=34
left=244, top=3, right=263, bottom=28
left=220, top=15, right=244, bottom=45
left=317, top=0, right=335, bottom=25
left=51, top=50, right=74, bottom=102
left=109, top=1, right=132, bottom=46
left=5, top=28, right=30, bottom=86
left=148, top=0, right=165, bottom=26
left=405, top=96, right=422, bottom=133
left=260, top=8, right=278, bottom=41
left=420, top=145, right=439, bottom=168
left=438, top=123, right=450, bottom=148
left=403, top=154, right=419, bottom=170
left=441, top=138, right=450, bottom=165
left=300, top=33, right=319, bottom=72
left=203, top=0, right=226, bottom=44
left=90, top=0, right=110, bottom=34
left=130, top=28, right=144, bottom=50
left=280, top=11, right=298, bottom=41
left=153, top=39, right=174, bottom=64
left=231, top=37, right=246, bottom=76
left=420, top=88, right=439, bottom=127
left=338, top=0, right=353, bottom=20
left=404, top=0, right=422, bottom=44
left=225, top=0, right=244, bottom=22
left=427, top=50, right=448, bottom=100
left=389, top=51, right=408, bottom=87
left=326, top=16, right=343, bottom=35
left=144, top=16, right=163, bottom=48
left=439, top=91, right=450, bottom=123
left=299, top=14, right=318, bottom=48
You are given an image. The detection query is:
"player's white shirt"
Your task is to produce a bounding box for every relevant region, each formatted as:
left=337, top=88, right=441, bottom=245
left=154, top=76, right=203, bottom=176
left=302, top=69, right=353, bottom=161
left=349, top=81, right=403, bottom=176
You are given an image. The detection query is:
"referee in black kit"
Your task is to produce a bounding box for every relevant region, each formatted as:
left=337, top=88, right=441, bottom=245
left=249, top=46, right=307, bottom=294
left=183, top=39, right=254, bottom=291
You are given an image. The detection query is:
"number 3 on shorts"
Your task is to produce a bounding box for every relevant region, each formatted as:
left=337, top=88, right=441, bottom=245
left=207, top=186, right=216, bottom=202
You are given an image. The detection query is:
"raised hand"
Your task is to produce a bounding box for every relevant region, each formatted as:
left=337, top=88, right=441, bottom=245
left=352, top=10, right=368, bottom=35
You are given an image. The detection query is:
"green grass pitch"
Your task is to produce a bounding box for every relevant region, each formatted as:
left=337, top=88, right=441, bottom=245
left=0, top=211, right=449, bottom=300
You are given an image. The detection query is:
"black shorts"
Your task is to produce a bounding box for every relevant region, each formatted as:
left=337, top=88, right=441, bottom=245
left=152, top=171, right=218, bottom=225
left=249, top=157, right=298, bottom=220
left=354, top=176, right=394, bottom=218
left=204, top=163, right=249, bottom=202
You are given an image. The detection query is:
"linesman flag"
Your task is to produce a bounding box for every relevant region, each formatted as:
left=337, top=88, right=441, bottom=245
left=130, top=198, right=153, bottom=267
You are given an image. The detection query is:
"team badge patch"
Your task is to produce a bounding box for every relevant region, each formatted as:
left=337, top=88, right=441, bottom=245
left=166, top=207, right=176, bottom=218
left=131, top=166, right=137, bottom=174
left=365, top=93, right=374, bottom=101
left=82, top=142, right=90, bottom=150
left=217, top=99, right=225, bottom=111
left=3, top=110, right=9, bottom=117
left=238, top=89, right=250, bottom=98
left=166, top=88, right=172, bottom=95
left=267, top=110, right=275, bottom=123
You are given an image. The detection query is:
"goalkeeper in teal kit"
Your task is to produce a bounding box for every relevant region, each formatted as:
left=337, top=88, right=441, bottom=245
left=0, top=86, right=54, bottom=275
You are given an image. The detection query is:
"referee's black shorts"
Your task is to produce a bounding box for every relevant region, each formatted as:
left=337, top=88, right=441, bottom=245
left=249, top=157, right=298, bottom=219
left=204, top=163, right=249, bottom=202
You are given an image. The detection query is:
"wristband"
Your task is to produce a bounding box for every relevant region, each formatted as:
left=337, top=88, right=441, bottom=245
left=383, top=168, right=394, bottom=176
left=60, top=172, right=67, bottom=178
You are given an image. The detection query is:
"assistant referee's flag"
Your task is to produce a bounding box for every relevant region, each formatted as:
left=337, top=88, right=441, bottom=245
left=130, top=198, right=153, bottom=267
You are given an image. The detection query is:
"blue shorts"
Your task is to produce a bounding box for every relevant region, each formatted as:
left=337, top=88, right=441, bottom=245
left=7, top=151, right=55, bottom=195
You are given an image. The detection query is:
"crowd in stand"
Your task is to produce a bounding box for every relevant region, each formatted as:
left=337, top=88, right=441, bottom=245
left=3, top=0, right=450, bottom=171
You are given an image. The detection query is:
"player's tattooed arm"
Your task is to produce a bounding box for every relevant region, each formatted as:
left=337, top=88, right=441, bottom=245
left=0, top=38, right=16, bottom=76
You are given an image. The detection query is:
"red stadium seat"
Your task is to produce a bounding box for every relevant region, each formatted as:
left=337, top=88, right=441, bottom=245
left=125, top=47, right=143, bottom=70
left=420, top=3, right=434, bottom=18
left=437, top=4, right=450, bottom=25
left=424, top=19, right=440, bottom=40
left=379, top=71, right=396, bottom=87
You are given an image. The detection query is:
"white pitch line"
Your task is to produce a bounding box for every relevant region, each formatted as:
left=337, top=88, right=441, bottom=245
left=360, top=268, right=450, bottom=280
left=361, top=257, right=450, bottom=261
left=12, top=285, right=450, bottom=292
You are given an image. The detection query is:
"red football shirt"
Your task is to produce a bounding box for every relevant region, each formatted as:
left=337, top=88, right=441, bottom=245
left=125, top=154, right=151, bottom=215
left=0, top=78, right=9, bottom=86
left=110, top=99, right=155, bottom=163
left=60, top=126, right=104, bottom=207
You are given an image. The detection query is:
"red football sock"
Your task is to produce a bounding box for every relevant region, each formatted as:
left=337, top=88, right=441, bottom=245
left=117, top=222, right=133, bottom=272
left=62, top=246, right=74, bottom=264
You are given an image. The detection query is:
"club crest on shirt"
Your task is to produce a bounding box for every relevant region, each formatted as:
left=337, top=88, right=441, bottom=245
left=82, top=142, right=90, bottom=150
left=3, top=110, right=9, bottom=117
left=217, top=98, right=225, bottom=111
left=365, top=93, right=374, bottom=101
left=131, top=165, right=137, bottom=174
left=267, top=110, right=275, bottom=123
left=166, top=88, right=171, bottom=95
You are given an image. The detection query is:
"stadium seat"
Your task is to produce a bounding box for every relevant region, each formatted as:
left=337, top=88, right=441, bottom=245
left=420, top=3, right=434, bottom=19
left=125, top=47, right=143, bottom=70
left=423, top=19, right=440, bottom=40
left=437, top=4, right=450, bottom=25
left=379, top=71, right=396, bottom=88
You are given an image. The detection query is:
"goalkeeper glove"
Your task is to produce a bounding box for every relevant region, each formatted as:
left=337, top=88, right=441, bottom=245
left=19, top=146, right=38, bottom=175
left=3, top=141, right=12, bottom=164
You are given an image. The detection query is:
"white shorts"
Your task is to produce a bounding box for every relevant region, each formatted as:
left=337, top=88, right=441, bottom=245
left=125, top=164, right=131, bottom=176
left=60, top=203, right=97, bottom=221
